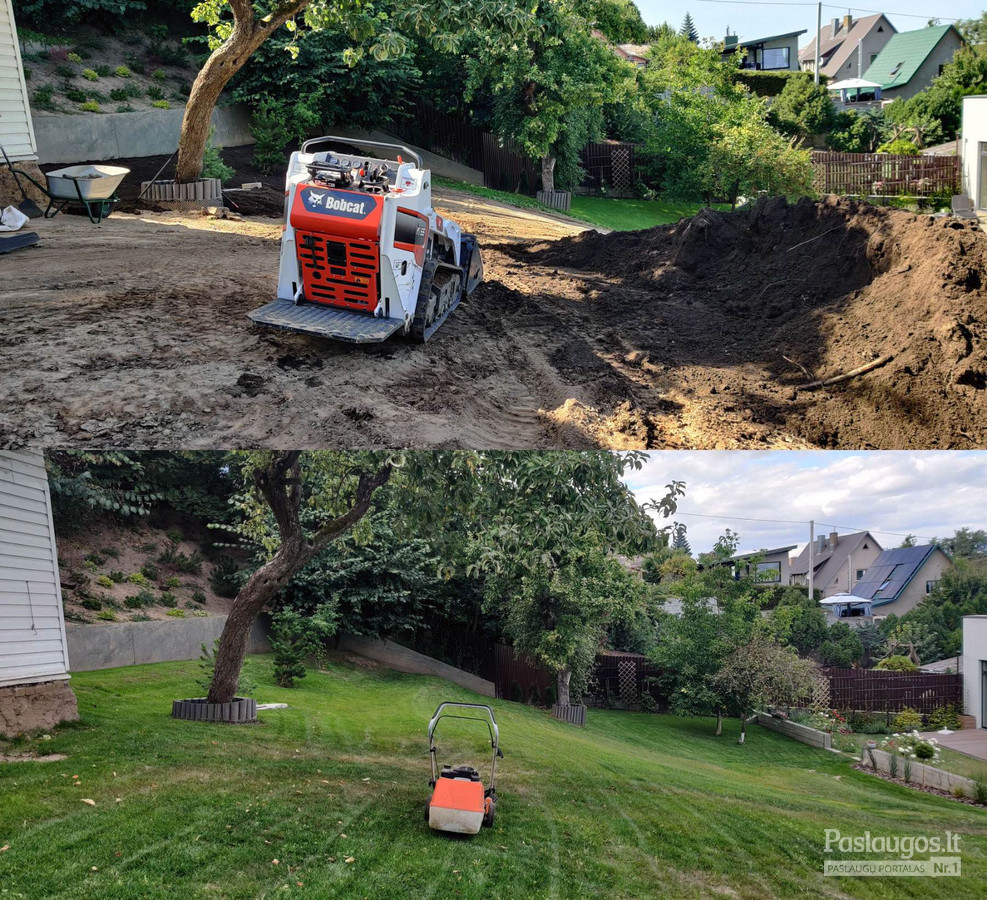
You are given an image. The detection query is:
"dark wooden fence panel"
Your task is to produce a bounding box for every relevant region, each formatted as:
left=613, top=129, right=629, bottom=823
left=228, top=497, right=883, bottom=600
left=481, top=131, right=539, bottom=194
left=493, top=643, right=555, bottom=703
left=823, top=668, right=962, bottom=714
left=578, top=141, right=647, bottom=197
left=589, top=651, right=664, bottom=708
left=811, top=150, right=959, bottom=197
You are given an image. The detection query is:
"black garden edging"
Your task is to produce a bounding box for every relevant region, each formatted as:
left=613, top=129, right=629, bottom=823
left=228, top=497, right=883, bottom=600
left=171, top=697, right=257, bottom=723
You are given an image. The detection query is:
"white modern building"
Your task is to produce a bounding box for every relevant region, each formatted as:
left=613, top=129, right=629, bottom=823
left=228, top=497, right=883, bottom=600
left=963, top=616, right=987, bottom=729
left=961, top=95, right=987, bottom=211
left=0, top=450, right=77, bottom=737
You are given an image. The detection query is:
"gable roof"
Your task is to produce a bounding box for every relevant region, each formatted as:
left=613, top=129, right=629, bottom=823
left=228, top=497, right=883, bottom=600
left=862, top=24, right=962, bottom=91
left=852, top=544, right=945, bottom=606
left=729, top=545, right=797, bottom=562
left=789, top=531, right=882, bottom=587
left=799, top=14, right=895, bottom=79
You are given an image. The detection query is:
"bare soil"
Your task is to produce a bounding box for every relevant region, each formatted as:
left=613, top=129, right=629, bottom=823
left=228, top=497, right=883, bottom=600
left=2, top=177, right=985, bottom=448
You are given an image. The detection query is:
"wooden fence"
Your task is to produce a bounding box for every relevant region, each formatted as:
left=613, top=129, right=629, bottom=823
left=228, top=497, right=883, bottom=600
left=578, top=141, right=649, bottom=197
left=392, top=104, right=538, bottom=194
left=822, top=668, right=962, bottom=715
left=493, top=643, right=555, bottom=704
left=811, top=150, right=959, bottom=197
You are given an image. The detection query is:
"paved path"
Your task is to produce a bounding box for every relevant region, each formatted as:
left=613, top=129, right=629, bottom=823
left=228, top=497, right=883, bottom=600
left=922, top=729, right=987, bottom=762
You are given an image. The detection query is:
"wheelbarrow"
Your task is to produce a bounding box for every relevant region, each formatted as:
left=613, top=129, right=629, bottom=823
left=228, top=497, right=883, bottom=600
left=1, top=149, right=129, bottom=224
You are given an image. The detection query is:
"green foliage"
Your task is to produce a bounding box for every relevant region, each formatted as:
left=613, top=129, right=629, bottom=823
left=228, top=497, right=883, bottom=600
left=12, top=0, right=147, bottom=29
left=876, top=654, right=919, bottom=672
left=208, top=556, right=241, bottom=598
left=127, top=572, right=149, bottom=585
left=158, top=546, right=202, bottom=574
left=96, top=575, right=114, bottom=588
left=164, top=576, right=181, bottom=589
left=766, top=593, right=828, bottom=656
left=270, top=607, right=337, bottom=688
left=67, top=52, right=83, bottom=64
left=167, top=529, right=183, bottom=545
left=94, top=65, right=113, bottom=77
left=769, top=75, right=837, bottom=139
left=974, top=777, right=987, bottom=805
left=827, top=110, right=877, bottom=153
left=85, top=551, right=106, bottom=566
left=201, top=128, right=234, bottom=182
left=248, top=97, right=317, bottom=174
left=679, top=12, right=698, bottom=43
left=32, top=84, right=56, bottom=111
left=166, top=608, right=186, bottom=618
left=108, top=570, right=126, bottom=583
left=892, top=707, right=924, bottom=731
left=97, top=610, right=116, bottom=621
left=876, top=138, right=920, bottom=156
left=82, top=69, right=99, bottom=82
left=151, top=100, right=170, bottom=110
left=733, top=70, right=821, bottom=98
left=152, top=69, right=166, bottom=81
left=115, top=65, right=131, bottom=78
left=818, top=622, right=863, bottom=668
left=159, top=592, right=177, bottom=608
left=146, top=86, right=164, bottom=101
left=590, top=0, right=650, bottom=43
left=80, top=596, right=102, bottom=611
left=197, top=640, right=256, bottom=697
left=124, top=588, right=155, bottom=609
left=140, top=563, right=158, bottom=581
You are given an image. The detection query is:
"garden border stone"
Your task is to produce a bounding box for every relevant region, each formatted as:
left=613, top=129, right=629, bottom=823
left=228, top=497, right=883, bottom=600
left=171, top=697, right=257, bottom=723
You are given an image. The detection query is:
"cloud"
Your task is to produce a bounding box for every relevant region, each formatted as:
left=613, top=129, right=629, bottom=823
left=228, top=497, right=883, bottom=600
left=625, top=451, right=987, bottom=556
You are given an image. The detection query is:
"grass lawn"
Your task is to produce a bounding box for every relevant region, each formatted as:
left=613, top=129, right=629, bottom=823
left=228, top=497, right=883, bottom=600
left=432, top=176, right=716, bottom=231
left=2, top=656, right=986, bottom=899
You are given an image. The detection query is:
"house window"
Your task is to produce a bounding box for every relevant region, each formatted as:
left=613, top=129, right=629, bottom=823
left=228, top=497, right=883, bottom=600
left=939, top=64, right=946, bottom=76
left=870, top=54, right=878, bottom=64
left=889, top=62, right=903, bottom=77
left=926, top=580, right=939, bottom=594
left=762, top=47, right=790, bottom=70
left=756, top=561, right=781, bottom=583
left=856, top=569, right=865, bottom=580
left=878, top=26, right=884, bottom=32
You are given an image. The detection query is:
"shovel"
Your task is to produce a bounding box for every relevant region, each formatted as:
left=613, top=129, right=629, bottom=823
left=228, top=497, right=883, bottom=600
left=0, top=144, right=44, bottom=218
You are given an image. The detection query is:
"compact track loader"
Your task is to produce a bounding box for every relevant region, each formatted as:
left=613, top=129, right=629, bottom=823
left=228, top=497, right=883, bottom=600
left=248, top=136, right=483, bottom=343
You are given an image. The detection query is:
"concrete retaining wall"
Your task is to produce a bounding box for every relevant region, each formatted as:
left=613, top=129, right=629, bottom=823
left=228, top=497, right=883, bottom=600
left=329, top=127, right=483, bottom=185
left=756, top=713, right=832, bottom=749
left=34, top=104, right=254, bottom=165
left=66, top=615, right=270, bottom=673
left=860, top=746, right=978, bottom=795
left=337, top=634, right=494, bottom=697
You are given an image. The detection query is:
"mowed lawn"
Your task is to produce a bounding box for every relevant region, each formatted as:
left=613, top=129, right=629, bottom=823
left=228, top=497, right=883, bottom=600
left=1, top=656, right=986, bottom=899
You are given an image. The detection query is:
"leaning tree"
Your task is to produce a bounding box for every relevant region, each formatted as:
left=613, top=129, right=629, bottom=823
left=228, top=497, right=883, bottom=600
left=176, top=0, right=529, bottom=183
left=205, top=450, right=394, bottom=703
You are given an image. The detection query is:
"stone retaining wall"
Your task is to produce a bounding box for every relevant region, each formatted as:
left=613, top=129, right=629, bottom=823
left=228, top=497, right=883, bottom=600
left=0, top=679, right=79, bottom=738
left=756, top=713, right=832, bottom=749
left=859, top=745, right=978, bottom=795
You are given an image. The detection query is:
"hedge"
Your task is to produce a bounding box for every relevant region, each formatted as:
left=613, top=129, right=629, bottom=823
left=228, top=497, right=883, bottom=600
left=734, top=70, right=830, bottom=97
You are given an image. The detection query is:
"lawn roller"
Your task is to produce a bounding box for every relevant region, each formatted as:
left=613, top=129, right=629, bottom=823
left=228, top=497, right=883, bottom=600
left=425, top=702, right=502, bottom=834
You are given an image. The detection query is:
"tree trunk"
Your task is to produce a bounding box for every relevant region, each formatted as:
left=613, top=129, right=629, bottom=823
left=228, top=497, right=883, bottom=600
left=557, top=669, right=571, bottom=707
left=541, top=153, right=556, bottom=194
left=715, top=709, right=723, bottom=736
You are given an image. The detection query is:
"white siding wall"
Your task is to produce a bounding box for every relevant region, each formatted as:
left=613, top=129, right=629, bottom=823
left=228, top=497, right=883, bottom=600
left=0, top=451, right=70, bottom=687
left=962, top=616, right=987, bottom=728
left=961, top=95, right=987, bottom=208
left=0, top=0, right=37, bottom=161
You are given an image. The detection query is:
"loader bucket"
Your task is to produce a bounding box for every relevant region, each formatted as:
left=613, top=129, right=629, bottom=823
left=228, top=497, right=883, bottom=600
left=461, top=233, right=483, bottom=296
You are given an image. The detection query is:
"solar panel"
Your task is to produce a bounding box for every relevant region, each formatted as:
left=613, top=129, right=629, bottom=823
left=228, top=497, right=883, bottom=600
left=851, top=546, right=934, bottom=604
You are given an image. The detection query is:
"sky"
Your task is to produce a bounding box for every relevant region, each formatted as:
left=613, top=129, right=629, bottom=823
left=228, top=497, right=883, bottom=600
left=624, top=451, right=987, bottom=557
left=635, top=1, right=982, bottom=49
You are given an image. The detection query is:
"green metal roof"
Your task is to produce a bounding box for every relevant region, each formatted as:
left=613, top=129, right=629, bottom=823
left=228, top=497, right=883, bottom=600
left=861, top=24, right=961, bottom=91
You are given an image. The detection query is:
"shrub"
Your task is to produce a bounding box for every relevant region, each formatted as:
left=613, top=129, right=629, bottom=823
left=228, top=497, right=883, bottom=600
left=202, top=128, right=235, bottom=183
left=124, top=588, right=155, bottom=609
left=109, top=88, right=129, bottom=102
left=159, top=591, right=177, bottom=608
left=151, top=69, right=166, bottom=81
left=880, top=731, right=941, bottom=767
left=184, top=600, right=196, bottom=609
left=124, top=595, right=143, bottom=609
left=192, top=610, right=209, bottom=617
left=876, top=655, right=918, bottom=672
left=270, top=608, right=332, bottom=688
left=876, top=138, right=920, bottom=156
left=544, top=684, right=557, bottom=708
left=97, top=610, right=116, bottom=621
left=250, top=98, right=291, bottom=174
left=83, top=559, right=98, bottom=572
left=639, top=691, right=656, bottom=713
left=155, top=45, right=188, bottom=67
left=139, top=541, right=158, bottom=553
left=114, top=65, right=131, bottom=78
left=158, top=548, right=202, bottom=574
left=71, top=570, right=91, bottom=588
left=527, top=685, right=542, bottom=706
left=131, top=612, right=151, bottom=622
left=84, top=552, right=105, bottom=566
left=902, top=757, right=912, bottom=783
left=94, top=65, right=113, bottom=77
left=146, top=86, right=165, bottom=101
left=197, top=639, right=256, bottom=696
left=148, top=24, right=168, bottom=41
left=140, top=563, right=158, bottom=581
left=209, top=557, right=241, bottom=598
left=96, top=575, right=114, bottom=588
left=55, top=64, right=75, bottom=78
left=151, top=100, right=170, bottom=109
left=67, top=52, right=83, bottom=64
left=928, top=705, right=961, bottom=731
left=888, top=752, right=899, bottom=778
left=892, top=708, right=923, bottom=731
left=80, top=596, right=102, bottom=611
left=166, top=608, right=186, bottom=618
left=952, top=784, right=967, bottom=799
left=163, top=576, right=181, bottom=589
left=509, top=681, right=523, bottom=702
left=191, top=589, right=207, bottom=604
left=914, top=742, right=935, bottom=761
left=973, top=777, right=987, bottom=805
left=167, top=529, right=183, bottom=545
left=101, top=547, right=120, bottom=559
left=107, top=570, right=125, bottom=583
left=23, top=68, right=32, bottom=80
left=32, top=85, right=56, bottom=110
left=65, top=89, right=87, bottom=103
left=128, top=572, right=149, bottom=585
left=81, top=69, right=99, bottom=82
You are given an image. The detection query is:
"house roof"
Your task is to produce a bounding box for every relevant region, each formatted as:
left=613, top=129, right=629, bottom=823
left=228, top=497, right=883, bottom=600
left=729, top=545, right=797, bottom=562
left=851, top=544, right=944, bottom=606
left=862, top=25, right=962, bottom=91
left=617, top=43, right=650, bottom=59
left=799, top=14, right=893, bottom=78
left=789, top=531, right=882, bottom=587
left=735, top=30, right=806, bottom=48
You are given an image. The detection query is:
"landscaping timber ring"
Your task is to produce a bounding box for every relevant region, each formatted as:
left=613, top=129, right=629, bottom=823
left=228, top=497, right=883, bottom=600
left=171, top=697, right=257, bottom=723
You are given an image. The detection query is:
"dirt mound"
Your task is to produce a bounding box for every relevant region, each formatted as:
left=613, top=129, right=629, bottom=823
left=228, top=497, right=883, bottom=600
left=514, top=196, right=987, bottom=447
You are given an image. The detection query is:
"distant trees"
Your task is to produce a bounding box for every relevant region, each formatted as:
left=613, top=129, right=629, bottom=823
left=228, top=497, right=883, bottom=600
left=589, top=0, right=650, bottom=43
left=680, top=12, right=699, bottom=43
left=769, top=75, right=837, bottom=141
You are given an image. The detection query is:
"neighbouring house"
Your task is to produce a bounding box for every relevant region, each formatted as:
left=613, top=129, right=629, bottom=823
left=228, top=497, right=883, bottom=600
left=789, top=531, right=884, bottom=597
left=861, top=24, right=965, bottom=102
left=960, top=95, right=987, bottom=210
left=820, top=594, right=874, bottom=622
left=962, top=617, right=987, bottom=728
left=726, top=545, right=798, bottom=585
left=723, top=28, right=807, bottom=72
left=0, top=451, right=78, bottom=738
left=850, top=544, right=952, bottom=620
left=591, top=30, right=650, bottom=67
left=799, top=13, right=897, bottom=81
